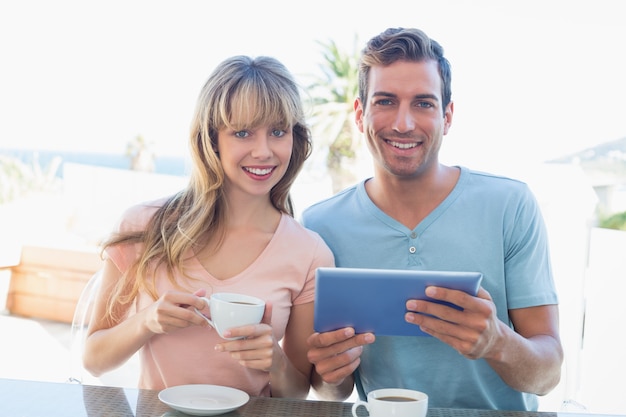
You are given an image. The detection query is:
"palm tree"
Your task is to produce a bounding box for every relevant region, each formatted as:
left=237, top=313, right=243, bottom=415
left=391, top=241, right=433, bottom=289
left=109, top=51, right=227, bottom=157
left=307, top=37, right=365, bottom=194
left=0, top=154, right=62, bottom=204
left=126, top=134, right=155, bottom=173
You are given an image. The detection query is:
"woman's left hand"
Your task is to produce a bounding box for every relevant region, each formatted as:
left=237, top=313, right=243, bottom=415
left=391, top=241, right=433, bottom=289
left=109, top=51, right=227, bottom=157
left=214, top=302, right=285, bottom=372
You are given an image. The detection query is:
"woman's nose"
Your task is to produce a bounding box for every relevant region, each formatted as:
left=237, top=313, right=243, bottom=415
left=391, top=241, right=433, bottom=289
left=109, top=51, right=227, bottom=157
left=251, top=135, right=272, bottom=159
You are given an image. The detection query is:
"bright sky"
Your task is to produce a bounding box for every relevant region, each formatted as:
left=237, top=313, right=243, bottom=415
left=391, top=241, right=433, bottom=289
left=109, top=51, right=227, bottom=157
left=1, top=0, right=625, bottom=173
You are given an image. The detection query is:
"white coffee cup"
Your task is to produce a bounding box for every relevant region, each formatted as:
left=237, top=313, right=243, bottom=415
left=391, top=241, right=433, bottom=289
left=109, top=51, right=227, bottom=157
left=351, top=388, right=428, bottom=417
left=194, top=292, right=265, bottom=340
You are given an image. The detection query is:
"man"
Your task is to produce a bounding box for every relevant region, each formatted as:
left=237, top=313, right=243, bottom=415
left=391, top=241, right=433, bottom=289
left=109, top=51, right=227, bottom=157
left=302, top=27, right=563, bottom=411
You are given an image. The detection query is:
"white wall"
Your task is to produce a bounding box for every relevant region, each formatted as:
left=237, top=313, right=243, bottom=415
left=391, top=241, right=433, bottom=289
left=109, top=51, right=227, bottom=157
left=509, top=164, right=597, bottom=412
left=575, top=227, right=626, bottom=414
left=62, top=163, right=187, bottom=245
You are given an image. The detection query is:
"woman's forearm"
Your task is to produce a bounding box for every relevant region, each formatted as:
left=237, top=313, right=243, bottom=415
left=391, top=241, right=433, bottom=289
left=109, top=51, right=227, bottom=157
left=83, top=311, right=153, bottom=377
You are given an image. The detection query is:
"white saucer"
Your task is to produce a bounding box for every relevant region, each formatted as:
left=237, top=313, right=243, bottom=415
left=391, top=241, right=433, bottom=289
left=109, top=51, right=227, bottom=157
left=158, top=384, right=250, bottom=416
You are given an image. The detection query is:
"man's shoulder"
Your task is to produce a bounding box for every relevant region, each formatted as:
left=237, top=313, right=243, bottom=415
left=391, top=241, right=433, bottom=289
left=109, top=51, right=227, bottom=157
left=301, top=183, right=363, bottom=230
left=464, top=168, right=531, bottom=194
left=302, top=183, right=360, bottom=220
left=460, top=168, right=540, bottom=214
left=467, top=168, right=527, bottom=185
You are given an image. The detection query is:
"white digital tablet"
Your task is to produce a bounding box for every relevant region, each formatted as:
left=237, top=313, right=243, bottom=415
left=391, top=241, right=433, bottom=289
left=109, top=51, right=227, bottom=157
left=314, top=267, right=483, bottom=337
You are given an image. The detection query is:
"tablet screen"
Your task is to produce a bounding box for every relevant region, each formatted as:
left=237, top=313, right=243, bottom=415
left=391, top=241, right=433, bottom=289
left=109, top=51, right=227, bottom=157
left=313, top=267, right=483, bottom=337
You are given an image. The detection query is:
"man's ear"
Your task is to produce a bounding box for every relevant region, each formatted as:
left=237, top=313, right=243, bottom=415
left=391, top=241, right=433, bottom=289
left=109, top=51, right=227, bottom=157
left=443, top=101, right=454, bottom=135
left=354, top=98, right=365, bottom=133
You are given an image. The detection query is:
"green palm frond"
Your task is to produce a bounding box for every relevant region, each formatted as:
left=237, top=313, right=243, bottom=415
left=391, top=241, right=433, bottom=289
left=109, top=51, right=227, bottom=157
left=308, top=37, right=362, bottom=181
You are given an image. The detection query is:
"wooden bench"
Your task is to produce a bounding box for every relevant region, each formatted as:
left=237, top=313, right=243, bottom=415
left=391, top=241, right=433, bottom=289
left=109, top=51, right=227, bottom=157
left=6, top=245, right=103, bottom=323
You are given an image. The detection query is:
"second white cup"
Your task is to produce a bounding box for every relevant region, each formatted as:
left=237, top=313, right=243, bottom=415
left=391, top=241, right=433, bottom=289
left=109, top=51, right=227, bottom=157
left=194, top=292, right=265, bottom=340
left=351, top=388, right=428, bottom=417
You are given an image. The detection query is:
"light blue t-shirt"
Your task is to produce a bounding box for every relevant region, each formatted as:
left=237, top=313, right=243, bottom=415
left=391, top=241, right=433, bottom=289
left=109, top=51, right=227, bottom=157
left=301, top=167, right=557, bottom=411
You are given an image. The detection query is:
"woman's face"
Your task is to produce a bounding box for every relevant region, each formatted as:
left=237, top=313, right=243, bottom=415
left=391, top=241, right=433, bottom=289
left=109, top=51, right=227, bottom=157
left=216, top=123, right=293, bottom=201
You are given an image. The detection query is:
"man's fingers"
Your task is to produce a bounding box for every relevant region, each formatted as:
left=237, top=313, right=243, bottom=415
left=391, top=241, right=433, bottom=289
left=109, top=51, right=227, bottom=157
left=308, top=327, right=355, bottom=348
left=308, top=330, right=374, bottom=363
left=308, top=327, right=374, bottom=349
left=318, top=354, right=362, bottom=385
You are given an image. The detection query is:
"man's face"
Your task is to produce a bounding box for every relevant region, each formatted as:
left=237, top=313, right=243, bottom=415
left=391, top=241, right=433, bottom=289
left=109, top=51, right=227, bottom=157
left=355, top=60, right=453, bottom=179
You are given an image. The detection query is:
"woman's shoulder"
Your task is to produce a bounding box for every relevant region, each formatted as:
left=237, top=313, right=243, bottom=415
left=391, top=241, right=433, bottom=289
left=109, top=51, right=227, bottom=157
left=279, top=214, right=334, bottom=258
left=281, top=213, right=320, bottom=237
left=115, top=196, right=170, bottom=233
left=280, top=214, right=331, bottom=246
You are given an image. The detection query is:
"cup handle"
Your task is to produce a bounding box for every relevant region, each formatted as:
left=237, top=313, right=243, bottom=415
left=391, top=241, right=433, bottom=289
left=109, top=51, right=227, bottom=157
left=351, top=400, right=369, bottom=417
left=194, top=297, right=215, bottom=328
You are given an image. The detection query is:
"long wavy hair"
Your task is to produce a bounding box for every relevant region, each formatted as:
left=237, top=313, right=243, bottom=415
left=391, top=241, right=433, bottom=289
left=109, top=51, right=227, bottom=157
left=101, top=56, right=312, bottom=320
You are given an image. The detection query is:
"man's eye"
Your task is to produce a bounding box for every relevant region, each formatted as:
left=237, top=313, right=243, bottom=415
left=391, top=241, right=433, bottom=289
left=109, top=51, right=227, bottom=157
left=272, top=129, right=286, bottom=137
left=234, top=130, right=250, bottom=138
left=416, top=102, right=434, bottom=109
left=375, top=99, right=393, bottom=106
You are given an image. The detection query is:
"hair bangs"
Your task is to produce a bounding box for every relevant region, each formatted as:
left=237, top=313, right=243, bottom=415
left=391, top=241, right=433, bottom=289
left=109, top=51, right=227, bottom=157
left=221, top=72, right=300, bottom=132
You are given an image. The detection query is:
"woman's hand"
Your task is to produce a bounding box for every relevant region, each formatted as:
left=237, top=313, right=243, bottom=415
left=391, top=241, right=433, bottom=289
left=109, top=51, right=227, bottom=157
left=214, top=302, right=283, bottom=372
left=142, top=289, right=208, bottom=335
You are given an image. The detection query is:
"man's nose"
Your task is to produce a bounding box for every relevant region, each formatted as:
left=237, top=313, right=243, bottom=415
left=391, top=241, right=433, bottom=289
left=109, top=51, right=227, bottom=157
left=392, top=103, right=415, bottom=133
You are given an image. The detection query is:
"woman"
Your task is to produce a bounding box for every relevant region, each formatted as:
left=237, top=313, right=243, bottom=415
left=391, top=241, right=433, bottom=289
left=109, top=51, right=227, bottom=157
left=83, top=55, right=334, bottom=399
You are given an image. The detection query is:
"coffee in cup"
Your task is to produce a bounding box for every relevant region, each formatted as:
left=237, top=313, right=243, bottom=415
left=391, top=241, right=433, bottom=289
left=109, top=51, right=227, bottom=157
left=377, top=396, right=416, bottom=402
left=351, top=388, right=428, bottom=417
left=194, top=292, right=265, bottom=340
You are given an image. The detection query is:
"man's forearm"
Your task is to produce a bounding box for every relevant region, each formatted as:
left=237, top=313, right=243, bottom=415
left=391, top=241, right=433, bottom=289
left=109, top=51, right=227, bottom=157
left=310, top=371, right=355, bottom=401
left=487, top=328, right=563, bottom=395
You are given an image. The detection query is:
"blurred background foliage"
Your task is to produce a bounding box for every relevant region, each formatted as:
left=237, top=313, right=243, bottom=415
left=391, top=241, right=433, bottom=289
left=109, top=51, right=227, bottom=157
left=0, top=154, right=62, bottom=204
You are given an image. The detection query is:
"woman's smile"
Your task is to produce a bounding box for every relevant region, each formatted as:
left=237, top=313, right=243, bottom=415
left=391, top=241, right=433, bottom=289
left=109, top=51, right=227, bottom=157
left=243, top=166, right=276, bottom=179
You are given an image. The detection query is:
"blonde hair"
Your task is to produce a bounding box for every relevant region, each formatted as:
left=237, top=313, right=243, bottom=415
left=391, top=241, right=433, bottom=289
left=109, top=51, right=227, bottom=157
left=102, top=56, right=312, bottom=321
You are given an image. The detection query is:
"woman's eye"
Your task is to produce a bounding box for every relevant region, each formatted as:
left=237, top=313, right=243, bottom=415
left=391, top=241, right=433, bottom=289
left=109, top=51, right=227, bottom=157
left=234, top=130, right=250, bottom=138
left=271, top=129, right=286, bottom=137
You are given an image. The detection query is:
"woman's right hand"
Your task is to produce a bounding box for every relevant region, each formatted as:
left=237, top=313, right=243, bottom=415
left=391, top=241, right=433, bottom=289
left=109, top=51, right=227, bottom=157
left=84, top=261, right=211, bottom=376
left=143, top=289, right=208, bottom=335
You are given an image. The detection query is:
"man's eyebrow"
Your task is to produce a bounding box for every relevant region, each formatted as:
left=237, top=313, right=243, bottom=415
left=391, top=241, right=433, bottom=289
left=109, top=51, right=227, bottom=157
left=413, top=93, right=440, bottom=102
left=371, top=92, right=440, bottom=102
left=371, top=91, right=396, bottom=98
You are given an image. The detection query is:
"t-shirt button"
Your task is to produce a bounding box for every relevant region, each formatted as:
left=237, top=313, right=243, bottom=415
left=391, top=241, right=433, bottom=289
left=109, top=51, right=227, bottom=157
left=409, top=246, right=416, bottom=254
left=410, top=232, right=417, bottom=239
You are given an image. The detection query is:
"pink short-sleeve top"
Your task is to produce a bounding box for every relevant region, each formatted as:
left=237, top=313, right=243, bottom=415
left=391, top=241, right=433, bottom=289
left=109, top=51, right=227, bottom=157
left=105, top=200, right=334, bottom=396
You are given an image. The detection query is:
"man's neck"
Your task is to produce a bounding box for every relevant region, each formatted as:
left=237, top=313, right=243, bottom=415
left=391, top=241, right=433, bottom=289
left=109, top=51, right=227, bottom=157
left=365, top=164, right=460, bottom=229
